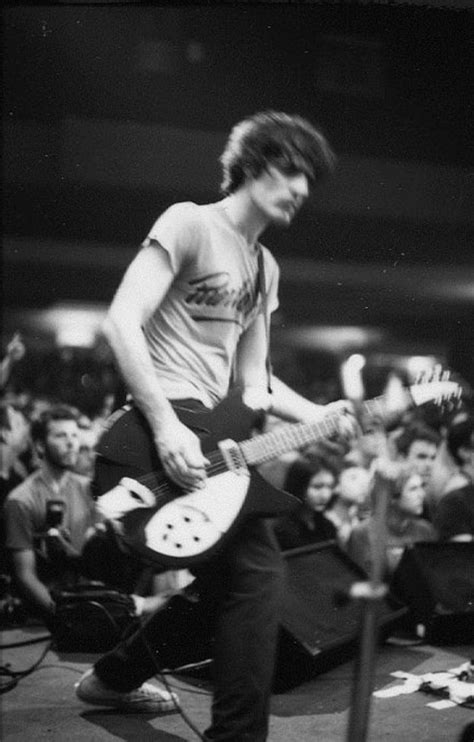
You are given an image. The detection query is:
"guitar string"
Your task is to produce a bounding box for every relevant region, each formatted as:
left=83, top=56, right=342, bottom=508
left=129, top=396, right=393, bottom=497
left=127, top=384, right=455, bottom=501
left=135, top=451, right=229, bottom=498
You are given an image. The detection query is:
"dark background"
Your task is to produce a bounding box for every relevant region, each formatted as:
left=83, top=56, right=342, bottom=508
left=2, top=2, right=473, bottom=408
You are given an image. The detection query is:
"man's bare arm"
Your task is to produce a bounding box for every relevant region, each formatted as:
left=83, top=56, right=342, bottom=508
left=102, top=245, right=208, bottom=489
left=235, top=314, right=349, bottom=423
left=11, top=549, right=55, bottom=616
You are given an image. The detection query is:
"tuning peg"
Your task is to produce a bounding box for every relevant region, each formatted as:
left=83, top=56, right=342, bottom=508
left=415, top=370, right=424, bottom=386
left=432, top=364, right=443, bottom=382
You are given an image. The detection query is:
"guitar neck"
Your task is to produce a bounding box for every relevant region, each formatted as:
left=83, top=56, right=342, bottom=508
left=239, top=390, right=411, bottom=468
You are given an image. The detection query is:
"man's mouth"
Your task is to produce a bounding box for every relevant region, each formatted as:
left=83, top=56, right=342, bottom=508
left=279, top=201, right=297, bottom=217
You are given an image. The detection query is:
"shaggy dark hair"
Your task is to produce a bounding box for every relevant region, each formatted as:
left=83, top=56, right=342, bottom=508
left=220, top=110, right=336, bottom=195
left=283, top=456, right=338, bottom=502
left=31, top=404, right=79, bottom=443
left=394, top=422, right=441, bottom=457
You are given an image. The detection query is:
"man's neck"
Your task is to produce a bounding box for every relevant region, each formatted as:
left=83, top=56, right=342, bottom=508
left=220, top=192, right=268, bottom=246
left=40, top=459, right=70, bottom=487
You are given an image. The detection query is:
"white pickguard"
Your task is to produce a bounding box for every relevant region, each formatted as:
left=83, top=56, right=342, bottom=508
left=96, top=477, right=156, bottom=520
left=144, top=469, right=250, bottom=558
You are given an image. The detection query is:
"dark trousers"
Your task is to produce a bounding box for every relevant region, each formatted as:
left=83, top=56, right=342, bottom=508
left=94, top=517, right=284, bottom=742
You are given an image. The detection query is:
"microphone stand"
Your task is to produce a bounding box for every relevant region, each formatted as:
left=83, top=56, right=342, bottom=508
left=345, top=408, right=392, bottom=742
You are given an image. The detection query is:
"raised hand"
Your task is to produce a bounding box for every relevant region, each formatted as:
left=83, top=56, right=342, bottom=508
left=6, top=332, right=26, bottom=362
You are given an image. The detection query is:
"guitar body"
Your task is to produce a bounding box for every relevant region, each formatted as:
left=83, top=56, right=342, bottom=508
left=94, top=393, right=299, bottom=569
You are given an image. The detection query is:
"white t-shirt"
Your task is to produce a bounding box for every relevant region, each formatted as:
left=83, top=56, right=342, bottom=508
left=141, top=201, right=279, bottom=408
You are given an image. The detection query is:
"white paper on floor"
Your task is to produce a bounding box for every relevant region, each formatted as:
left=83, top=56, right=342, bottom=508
left=373, top=660, right=474, bottom=708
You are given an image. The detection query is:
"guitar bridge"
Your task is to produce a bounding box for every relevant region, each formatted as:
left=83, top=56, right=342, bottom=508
left=218, top=439, right=248, bottom=475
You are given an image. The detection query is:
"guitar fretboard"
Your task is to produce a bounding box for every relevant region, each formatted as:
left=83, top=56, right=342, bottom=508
left=239, top=393, right=404, bottom=467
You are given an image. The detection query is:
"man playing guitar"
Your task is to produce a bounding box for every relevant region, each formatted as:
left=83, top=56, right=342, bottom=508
left=75, top=110, right=352, bottom=741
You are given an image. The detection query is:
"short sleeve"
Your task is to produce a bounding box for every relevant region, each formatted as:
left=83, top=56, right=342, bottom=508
left=141, top=202, right=201, bottom=274
left=3, top=498, right=34, bottom=551
left=261, top=246, right=280, bottom=315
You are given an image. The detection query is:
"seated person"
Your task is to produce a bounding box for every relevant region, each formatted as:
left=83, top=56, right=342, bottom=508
left=347, top=463, right=436, bottom=579
left=3, top=404, right=102, bottom=623
left=3, top=404, right=174, bottom=625
left=274, top=456, right=338, bottom=550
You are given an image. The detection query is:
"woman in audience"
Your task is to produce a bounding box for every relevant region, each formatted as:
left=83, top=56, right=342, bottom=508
left=274, top=456, right=339, bottom=550
left=347, top=463, right=436, bottom=579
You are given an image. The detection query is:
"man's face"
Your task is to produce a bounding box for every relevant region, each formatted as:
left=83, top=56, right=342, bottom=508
left=248, top=165, right=310, bottom=226
left=405, top=440, right=438, bottom=483
left=41, top=419, right=80, bottom=471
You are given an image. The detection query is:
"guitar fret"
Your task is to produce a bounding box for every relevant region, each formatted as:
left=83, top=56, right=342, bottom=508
left=239, top=391, right=418, bottom=468
left=240, top=414, right=340, bottom=466
left=362, top=397, right=385, bottom=419
left=238, top=379, right=458, bottom=469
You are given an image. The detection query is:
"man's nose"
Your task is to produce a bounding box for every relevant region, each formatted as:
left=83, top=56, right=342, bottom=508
left=290, top=173, right=309, bottom=199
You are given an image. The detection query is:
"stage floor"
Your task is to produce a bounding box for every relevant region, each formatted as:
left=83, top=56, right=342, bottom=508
left=1, top=624, right=473, bottom=742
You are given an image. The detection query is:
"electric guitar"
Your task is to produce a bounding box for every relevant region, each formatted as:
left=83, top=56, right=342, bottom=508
left=95, top=376, right=461, bottom=569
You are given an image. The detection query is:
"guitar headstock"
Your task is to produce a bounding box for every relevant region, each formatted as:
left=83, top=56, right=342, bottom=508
left=409, top=366, right=463, bottom=409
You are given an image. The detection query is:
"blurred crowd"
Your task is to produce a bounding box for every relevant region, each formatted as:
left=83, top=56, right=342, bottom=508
left=1, top=331, right=473, bottom=643
left=0, top=333, right=189, bottom=630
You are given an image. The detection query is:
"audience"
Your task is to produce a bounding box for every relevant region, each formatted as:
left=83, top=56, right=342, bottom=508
left=274, top=456, right=339, bottom=550
left=432, top=414, right=474, bottom=542
left=0, top=402, right=32, bottom=611
left=2, top=402, right=181, bottom=626
left=0, top=333, right=26, bottom=390
left=443, top=413, right=474, bottom=494
left=392, top=420, right=441, bottom=490
left=325, top=462, right=372, bottom=547
left=347, top=463, right=436, bottom=579
left=3, top=404, right=101, bottom=623
left=0, top=402, right=31, bottom=508
left=1, top=332, right=472, bottom=649
left=345, top=418, right=387, bottom=470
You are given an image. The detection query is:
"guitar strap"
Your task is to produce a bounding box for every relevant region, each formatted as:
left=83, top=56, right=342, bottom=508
left=257, top=247, right=273, bottom=394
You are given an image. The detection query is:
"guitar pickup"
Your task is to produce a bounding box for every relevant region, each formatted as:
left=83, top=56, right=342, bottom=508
left=218, top=439, right=248, bottom=474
